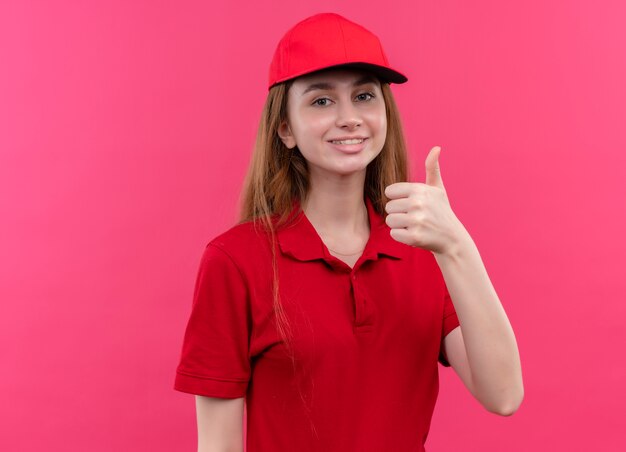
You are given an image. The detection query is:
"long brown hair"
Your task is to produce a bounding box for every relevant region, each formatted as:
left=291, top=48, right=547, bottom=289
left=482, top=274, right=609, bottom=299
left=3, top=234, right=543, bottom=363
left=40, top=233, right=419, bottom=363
left=236, top=75, right=412, bottom=433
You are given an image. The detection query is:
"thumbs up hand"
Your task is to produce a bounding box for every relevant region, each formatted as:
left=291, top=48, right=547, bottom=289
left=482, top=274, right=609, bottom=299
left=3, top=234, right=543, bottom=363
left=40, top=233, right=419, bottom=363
left=384, top=146, right=467, bottom=255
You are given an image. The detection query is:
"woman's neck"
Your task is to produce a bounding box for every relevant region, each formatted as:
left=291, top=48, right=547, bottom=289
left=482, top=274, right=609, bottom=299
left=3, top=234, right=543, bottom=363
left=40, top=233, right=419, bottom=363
left=301, top=185, right=369, bottom=237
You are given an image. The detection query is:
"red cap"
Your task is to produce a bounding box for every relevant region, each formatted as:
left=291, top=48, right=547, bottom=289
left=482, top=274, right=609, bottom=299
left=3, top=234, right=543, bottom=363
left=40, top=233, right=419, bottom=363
left=268, top=13, right=408, bottom=90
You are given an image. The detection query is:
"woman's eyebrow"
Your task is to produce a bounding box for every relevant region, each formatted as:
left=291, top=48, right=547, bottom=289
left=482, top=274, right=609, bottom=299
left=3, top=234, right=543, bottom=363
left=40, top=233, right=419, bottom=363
left=300, top=76, right=378, bottom=96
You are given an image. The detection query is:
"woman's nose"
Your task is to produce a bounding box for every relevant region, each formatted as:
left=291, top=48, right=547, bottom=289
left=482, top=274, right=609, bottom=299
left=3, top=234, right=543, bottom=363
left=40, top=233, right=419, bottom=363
left=335, top=101, right=362, bottom=129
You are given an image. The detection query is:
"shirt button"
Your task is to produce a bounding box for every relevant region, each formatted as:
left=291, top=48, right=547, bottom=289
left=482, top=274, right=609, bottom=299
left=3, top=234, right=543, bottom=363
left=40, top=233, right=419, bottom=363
left=352, top=274, right=356, bottom=280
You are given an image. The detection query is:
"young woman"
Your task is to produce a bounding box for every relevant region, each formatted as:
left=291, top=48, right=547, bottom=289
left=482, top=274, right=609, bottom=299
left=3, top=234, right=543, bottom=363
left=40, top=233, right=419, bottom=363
left=174, top=12, right=523, bottom=452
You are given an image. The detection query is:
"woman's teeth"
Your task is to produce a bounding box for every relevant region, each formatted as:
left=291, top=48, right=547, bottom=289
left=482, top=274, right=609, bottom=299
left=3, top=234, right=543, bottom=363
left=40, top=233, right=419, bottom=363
left=330, top=139, right=364, bottom=145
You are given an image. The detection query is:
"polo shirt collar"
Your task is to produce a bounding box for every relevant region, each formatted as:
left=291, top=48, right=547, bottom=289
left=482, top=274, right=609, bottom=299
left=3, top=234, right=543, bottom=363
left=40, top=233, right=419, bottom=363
left=276, top=195, right=409, bottom=263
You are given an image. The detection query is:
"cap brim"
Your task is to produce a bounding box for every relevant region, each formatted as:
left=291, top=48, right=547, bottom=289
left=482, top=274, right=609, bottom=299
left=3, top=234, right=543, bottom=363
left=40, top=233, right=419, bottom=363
left=324, top=62, right=408, bottom=84
left=270, top=62, right=408, bottom=89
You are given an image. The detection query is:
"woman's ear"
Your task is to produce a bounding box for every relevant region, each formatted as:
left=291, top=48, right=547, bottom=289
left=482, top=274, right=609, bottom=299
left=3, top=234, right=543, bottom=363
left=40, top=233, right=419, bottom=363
left=277, top=121, right=297, bottom=149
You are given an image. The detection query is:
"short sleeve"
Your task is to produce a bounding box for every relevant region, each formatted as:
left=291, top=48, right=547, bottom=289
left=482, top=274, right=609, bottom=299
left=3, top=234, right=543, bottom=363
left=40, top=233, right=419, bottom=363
left=438, top=285, right=460, bottom=367
left=174, top=243, right=251, bottom=398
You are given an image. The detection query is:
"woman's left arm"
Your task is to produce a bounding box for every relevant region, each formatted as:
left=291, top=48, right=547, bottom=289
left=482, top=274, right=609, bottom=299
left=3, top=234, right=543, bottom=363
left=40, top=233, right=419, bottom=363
left=384, top=146, right=524, bottom=416
left=435, top=233, right=524, bottom=416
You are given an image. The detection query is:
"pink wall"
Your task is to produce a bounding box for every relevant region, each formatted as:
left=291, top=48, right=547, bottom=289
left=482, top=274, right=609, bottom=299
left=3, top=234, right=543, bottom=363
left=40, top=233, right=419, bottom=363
left=1, top=1, right=625, bottom=451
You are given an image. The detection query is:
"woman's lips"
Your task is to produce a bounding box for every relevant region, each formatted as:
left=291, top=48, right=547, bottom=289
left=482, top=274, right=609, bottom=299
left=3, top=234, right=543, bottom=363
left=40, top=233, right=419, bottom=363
left=327, top=137, right=368, bottom=153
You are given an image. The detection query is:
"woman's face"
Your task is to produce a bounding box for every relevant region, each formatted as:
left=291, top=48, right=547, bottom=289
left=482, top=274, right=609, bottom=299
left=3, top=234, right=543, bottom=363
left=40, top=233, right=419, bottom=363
left=278, top=68, right=387, bottom=178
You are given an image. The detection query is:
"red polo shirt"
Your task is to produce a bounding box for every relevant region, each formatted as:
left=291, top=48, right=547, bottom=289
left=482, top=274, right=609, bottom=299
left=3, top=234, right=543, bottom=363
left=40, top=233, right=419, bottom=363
left=174, top=195, right=460, bottom=451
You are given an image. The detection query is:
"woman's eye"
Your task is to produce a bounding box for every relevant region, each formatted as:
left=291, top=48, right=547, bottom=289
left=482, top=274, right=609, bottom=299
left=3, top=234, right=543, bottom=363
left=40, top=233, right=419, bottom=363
left=313, top=98, right=331, bottom=106
left=356, top=92, right=374, bottom=101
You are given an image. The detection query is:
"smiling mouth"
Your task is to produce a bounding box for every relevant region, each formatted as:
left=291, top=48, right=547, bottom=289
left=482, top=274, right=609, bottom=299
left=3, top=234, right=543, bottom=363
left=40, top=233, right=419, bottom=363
left=329, top=138, right=367, bottom=145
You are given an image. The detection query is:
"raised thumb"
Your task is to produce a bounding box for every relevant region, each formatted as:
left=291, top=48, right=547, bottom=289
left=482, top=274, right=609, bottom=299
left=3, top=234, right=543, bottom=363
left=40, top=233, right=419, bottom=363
left=425, top=146, right=444, bottom=188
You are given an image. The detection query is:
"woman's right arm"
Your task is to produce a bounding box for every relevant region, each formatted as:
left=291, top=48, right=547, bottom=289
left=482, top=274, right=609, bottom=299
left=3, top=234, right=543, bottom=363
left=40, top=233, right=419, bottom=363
left=195, top=395, right=244, bottom=452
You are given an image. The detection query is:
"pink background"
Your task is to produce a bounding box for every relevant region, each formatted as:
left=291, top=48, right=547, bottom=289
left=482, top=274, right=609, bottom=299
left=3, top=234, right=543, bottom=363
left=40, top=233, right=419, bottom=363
left=1, top=1, right=625, bottom=451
